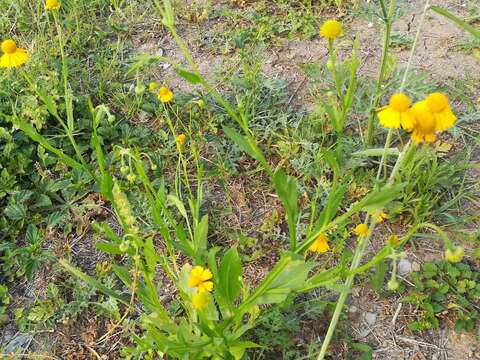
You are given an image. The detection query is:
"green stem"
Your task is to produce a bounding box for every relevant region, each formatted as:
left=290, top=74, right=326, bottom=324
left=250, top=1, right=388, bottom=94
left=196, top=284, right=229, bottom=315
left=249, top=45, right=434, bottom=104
left=365, top=1, right=395, bottom=145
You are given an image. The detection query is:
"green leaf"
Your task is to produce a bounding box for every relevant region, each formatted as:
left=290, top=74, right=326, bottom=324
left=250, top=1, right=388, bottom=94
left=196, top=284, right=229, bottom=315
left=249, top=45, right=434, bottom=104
left=46, top=210, right=67, bottom=228
left=273, top=169, right=298, bottom=249
left=218, top=247, right=242, bottom=305
left=360, top=183, right=404, bottom=211
left=59, top=260, right=129, bottom=305
left=222, top=126, right=259, bottom=160
left=4, top=203, right=27, bottom=220
left=96, top=242, right=123, bottom=255
left=430, top=6, right=480, bottom=39
left=144, top=237, right=159, bottom=273
left=193, top=215, right=209, bottom=255
left=25, top=224, right=41, bottom=244
left=352, top=148, right=400, bottom=157
left=369, top=259, right=388, bottom=292
left=12, top=116, right=84, bottom=171
left=175, top=68, right=202, bottom=84
left=253, top=254, right=314, bottom=305
left=167, top=194, right=188, bottom=220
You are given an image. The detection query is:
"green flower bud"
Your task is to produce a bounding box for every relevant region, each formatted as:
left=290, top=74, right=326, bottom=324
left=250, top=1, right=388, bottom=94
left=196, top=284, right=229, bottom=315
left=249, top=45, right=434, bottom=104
left=135, top=84, right=146, bottom=95
left=387, top=279, right=399, bottom=291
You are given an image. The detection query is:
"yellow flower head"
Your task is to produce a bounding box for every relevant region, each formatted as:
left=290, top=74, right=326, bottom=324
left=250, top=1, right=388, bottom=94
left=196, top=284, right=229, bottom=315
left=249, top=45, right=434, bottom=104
left=354, top=223, right=368, bottom=237
left=320, top=20, right=343, bottom=40
left=426, top=93, right=456, bottom=132
left=45, top=0, right=61, bottom=10
left=188, top=266, right=213, bottom=293
left=0, top=39, right=29, bottom=68
left=157, top=86, right=173, bottom=103
left=369, top=210, right=388, bottom=223
left=410, top=100, right=437, bottom=144
left=445, top=246, right=464, bottom=263
left=176, top=134, right=186, bottom=147
left=149, top=82, right=159, bottom=92
left=377, top=93, right=415, bottom=130
left=309, top=234, right=330, bottom=254
left=192, top=291, right=209, bottom=310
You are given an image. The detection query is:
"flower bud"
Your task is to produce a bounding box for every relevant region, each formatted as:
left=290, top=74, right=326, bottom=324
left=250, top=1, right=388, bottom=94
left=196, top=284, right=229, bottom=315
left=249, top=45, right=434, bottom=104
left=120, top=166, right=129, bottom=174
left=135, top=84, right=146, bottom=95
left=445, top=246, right=464, bottom=263
left=387, top=279, right=399, bottom=291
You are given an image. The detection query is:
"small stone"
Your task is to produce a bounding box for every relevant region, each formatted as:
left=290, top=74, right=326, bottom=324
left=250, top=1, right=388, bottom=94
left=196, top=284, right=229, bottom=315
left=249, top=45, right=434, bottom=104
left=398, top=259, right=412, bottom=275
left=349, top=305, right=358, bottom=313
left=364, top=312, right=377, bottom=326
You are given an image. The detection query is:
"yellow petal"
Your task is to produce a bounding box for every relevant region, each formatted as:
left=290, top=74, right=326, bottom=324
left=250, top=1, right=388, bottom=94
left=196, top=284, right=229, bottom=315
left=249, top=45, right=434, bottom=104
left=400, top=110, right=416, bottom=131
left=434, top=107, right=456, bottom=131
left=377, top=107, right=401, bottom=129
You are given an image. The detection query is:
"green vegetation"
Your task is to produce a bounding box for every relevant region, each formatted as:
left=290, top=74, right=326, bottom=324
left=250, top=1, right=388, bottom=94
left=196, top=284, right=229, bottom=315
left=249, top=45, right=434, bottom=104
left=0, top=0, right=479, bottom=358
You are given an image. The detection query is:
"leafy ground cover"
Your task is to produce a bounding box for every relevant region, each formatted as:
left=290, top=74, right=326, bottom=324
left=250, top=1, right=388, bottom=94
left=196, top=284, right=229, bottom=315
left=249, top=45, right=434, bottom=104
left=0, top=0, right=479, bottom=359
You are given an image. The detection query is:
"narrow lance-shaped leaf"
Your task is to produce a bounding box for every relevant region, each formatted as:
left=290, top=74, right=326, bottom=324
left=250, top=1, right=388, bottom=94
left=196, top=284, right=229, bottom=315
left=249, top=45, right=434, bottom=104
left=430, top=6, right=480, bottom=39
left=217, top=247, right=242, bottom=306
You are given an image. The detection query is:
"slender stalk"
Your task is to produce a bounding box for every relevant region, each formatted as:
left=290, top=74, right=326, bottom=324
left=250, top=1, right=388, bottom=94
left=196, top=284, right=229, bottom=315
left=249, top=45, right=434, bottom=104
left=365, top=0, right=395, bottom=145
left=317, top=0, right=432, bottom=355
left=317, top=140, right=411, bottom=360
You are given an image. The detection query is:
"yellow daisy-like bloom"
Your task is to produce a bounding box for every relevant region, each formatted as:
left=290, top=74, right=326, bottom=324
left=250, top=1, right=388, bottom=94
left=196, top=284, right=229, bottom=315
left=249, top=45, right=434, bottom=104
left=188, top=266, right=213, bottom=293
left=410, top=100, right=437, bottom=144
left=148, top=82, right=159, bottom=92
left=377, top=93, right=415, bottom=130
left=176, top=134, right=186, bottom=147
left=369, top=210, right=388, bottom=223
left=426, top=93, right=456, bottom=132
left=354, top=224, right=368, bottom=237
left=320, top=20, right=343, bottom=40
left=445, top=246, right=464, bottom=263
left=45, top=0, right=61, bottom=10
left=309, top=234, right=330, bottom=253
left=0, top=39, right=29, bottom=68
left=157, top=86, right=173, bottom=103
left=192, top=292, right=209, bottom=310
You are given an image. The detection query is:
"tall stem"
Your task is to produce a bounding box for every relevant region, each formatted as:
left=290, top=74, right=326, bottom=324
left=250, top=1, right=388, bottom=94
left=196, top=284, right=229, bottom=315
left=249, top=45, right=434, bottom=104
left=365, top=0, right=396, bottom=145
left=317, top=0, right=431, bottom=356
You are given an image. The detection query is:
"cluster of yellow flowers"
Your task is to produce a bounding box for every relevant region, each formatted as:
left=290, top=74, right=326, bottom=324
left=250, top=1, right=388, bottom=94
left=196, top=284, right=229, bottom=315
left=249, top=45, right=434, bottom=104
left=377, top=92, right=456, bottom=144
left=309, top=217, right=379, bottom=254
left=188, top=266, right=213, bottom=309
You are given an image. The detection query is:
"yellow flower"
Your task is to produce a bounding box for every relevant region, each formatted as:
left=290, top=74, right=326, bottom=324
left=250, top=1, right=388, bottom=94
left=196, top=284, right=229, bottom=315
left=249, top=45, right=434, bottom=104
left=377, top=93, right=415, bottom=130
left=45, top=0, right=61, bottom=10
left=354, top=224, right=368, bottom=237
left=188, top=266, right=213, bottom=293
left=0, top=39, right=29, bottom=68
left=426, top=93, right=456, bottom=131
left=157, top=86, right=173, bottom=103
left=445, top=246, right=464, bottom=263
left=148, top=82, right=159, bottom=92
left=410, top=100, right=437, bottom=144
left=309, top=234, right=330, bottom=253
left=192, top=292, right=209, bottom=310
left=176, top=134, right=186, bottom=147
left=320, top=20, right=343, bottom=40
left=369, top=210, right=388, bottom=223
